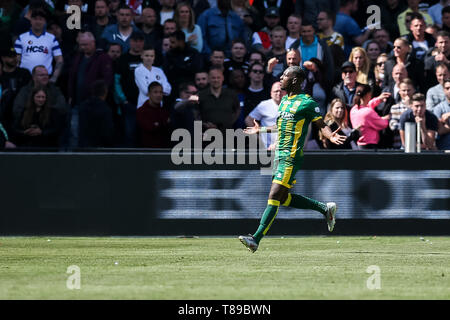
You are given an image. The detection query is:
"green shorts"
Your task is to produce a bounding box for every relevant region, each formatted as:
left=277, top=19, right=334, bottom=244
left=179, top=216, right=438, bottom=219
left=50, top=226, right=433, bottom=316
left=272, top=154, right=304, bottom=189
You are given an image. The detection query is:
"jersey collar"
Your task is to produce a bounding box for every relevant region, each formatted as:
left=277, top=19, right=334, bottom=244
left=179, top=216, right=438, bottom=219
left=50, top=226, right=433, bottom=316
left=29, top=29, right=46, bottom=38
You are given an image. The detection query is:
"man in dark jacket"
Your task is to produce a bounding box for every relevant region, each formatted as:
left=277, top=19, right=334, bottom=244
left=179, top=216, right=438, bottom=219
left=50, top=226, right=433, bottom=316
left=163, top=30, right=203, bottom=99
left=331, top=61, right=362, bottom=111
left=79, top=80, right=115, bottom=148
left=68, top=31, right=113, bottom=148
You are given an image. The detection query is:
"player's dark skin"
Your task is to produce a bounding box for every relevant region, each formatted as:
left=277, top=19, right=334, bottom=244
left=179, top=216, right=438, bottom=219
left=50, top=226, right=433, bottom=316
left=245, top=67, right=347, bottom=204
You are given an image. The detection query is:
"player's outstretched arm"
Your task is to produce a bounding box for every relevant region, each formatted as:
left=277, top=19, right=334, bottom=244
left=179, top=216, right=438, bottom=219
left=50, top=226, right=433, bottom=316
left=243, top=119, right=277, bottom=135
left=314, top=118, right=347, bottom=145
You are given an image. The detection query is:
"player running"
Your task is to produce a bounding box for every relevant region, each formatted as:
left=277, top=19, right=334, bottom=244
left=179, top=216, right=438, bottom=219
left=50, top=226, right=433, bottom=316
left=239, top=66, right=347, bottom=253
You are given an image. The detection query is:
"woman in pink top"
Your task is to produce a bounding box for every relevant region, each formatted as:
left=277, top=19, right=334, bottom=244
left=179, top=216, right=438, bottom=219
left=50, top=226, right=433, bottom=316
left=350, top=84, right=391, bottom=149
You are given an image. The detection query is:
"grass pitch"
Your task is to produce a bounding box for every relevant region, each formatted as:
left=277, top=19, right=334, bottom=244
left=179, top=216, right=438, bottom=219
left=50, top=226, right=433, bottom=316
left=0, top=236, right=449, bottom=300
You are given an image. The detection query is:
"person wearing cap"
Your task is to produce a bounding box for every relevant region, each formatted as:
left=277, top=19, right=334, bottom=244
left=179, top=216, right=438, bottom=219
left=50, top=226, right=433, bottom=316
left=251, top=7, right=281, bottom=55
left=101, top=4, right=142, bottom=53
left=252, top=0, right=295, bottom=28
left=0, top=47, right=32, bottom=135
left=197, top=0, right=247, bottom=56
left=14, top=7, right=64, bottom=83
left=331, top=61, right=363, bottom=111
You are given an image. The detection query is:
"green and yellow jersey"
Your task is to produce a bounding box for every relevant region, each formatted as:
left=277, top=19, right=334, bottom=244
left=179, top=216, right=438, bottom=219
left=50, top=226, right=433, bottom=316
left=272, top=93, right=322, bottom=188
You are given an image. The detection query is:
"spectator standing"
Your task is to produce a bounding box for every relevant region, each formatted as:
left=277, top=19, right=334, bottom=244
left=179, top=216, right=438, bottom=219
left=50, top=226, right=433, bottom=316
left=397, top=0, right=434, bottom=37
left=434, top=78, right=450, bottom=150
left=372, top=28, right=394, bottom=55
left=252, top=0, right=294, bottom=28
left=350, top=84, right=391, bottom=149
left=208, top=49, right=226, bottom=71
left=285, top=14, right=302, bottom=51
left=136, top=81, right=171, bottom=148
left=244, top=62, right=270, bottom=117
left=170, top=82, right=200, bottom=135
left=442, top=6, right=450, bottom=33
left=160, top=0, right=176, bottom=25
left=317, top=11, right=344, bottom=50
left=399, top=93, right=438, bottom=150
left=251, top=7, right=281, bottom=55
left=331, top=61, right=362, bottom=111
left=68, top=31, right=113, bottom=148
left=245, top=81, right=284, bottom=149
left=79, top=80, right=114, bottom=148
left=12, top=86, right=64, bottom=148
left=429, top=1, right=450, bottom=28
left=424, top=31, right=450, bottom=91
left=349, top=47, right=371, bottom=85
left=135, top=46, right=172, bottom=109
left=91, top=0, right=116, bottom=40
left=194, top=70, right=209, bottom=90
left=389, top=78, right=416, bottom=149
left=163, top=30, right=204, bottom=97
left=198, top=67, right=240, bottom=131
left=114, top=31, right=145, bottom=146
left=383, top=37, right=425, bottom=93
left=406, top=12, right=436, bottom=62
left=334, top=0, right=374, bottom=58
left=227, top=68, right=247, bottom=129
left=197, top=0, right=247, bottom=56
left=426, top=62, right=449, bottom=112
left=0, top=47, right=32, bottom=133
left=223, top=39, right=250, bottom=78
left=107, top=43, right=122, bottom=62
left=14, top=7, right=63, bottom=83
left=139, top=7, right=164, bottom=49
left=174, top=2, right=203, bottom=53
left=101, top=4, right=141, bottom=53
left=380, top=0, right=407, bottom=41
left=266, top=26, right=287, bottom=78
left=290, top=20, right=335, bottom=89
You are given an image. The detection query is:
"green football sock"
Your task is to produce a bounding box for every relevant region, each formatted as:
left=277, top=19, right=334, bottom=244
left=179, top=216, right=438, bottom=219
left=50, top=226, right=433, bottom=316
left=253, top=199, right=280, bottom=244
left=282, top=193, right=327, bottom=215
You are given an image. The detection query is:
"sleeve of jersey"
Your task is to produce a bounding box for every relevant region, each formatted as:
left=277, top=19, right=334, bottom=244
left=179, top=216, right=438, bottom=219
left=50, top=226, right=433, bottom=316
left=52, top=38, right=63, bottom=56
left=14, top=37, right=23, bottom=54
left=309, top=99, right=323, bottom=122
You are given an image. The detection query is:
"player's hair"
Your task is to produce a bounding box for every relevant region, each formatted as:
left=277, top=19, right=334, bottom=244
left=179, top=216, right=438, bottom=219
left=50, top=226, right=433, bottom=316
left=147, top=81, right=162, bottom=93
left=411, top=93, right=425, bottom=102
left=353, top=84, right=372, bottom=107
left=30, top=7, right=48, bottom=19
left=163, top=18, right=177, bottom=26
left=288, top=66, right=306, bottom=83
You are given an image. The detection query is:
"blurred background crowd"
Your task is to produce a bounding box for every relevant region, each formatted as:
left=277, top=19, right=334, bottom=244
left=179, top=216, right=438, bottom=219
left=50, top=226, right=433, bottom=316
left=0, top=0, right=449, bottom=151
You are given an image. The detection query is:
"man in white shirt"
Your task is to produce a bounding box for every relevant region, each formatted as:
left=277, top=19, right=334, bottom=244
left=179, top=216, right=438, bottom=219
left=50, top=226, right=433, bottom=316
left=14, top=7, right=63, bottom=83
left=245, top=81, right=285, bottom=149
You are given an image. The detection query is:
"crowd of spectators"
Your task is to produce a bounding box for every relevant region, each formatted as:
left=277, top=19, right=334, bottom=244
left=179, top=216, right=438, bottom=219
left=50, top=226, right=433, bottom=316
left=1, top=0, right=450, bottom=151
